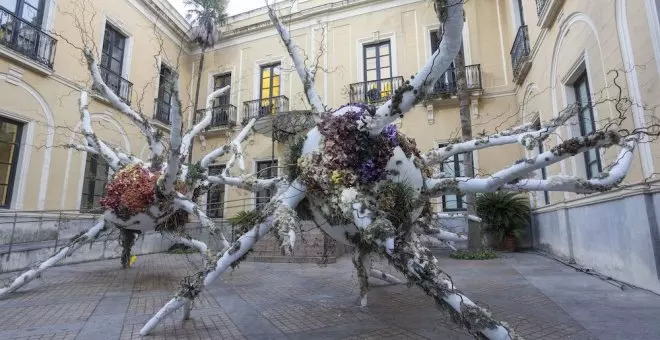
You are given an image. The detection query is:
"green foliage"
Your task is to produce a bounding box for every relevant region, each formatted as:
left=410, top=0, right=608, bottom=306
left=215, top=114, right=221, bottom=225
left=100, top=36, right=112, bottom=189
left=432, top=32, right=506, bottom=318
left=476, top=192, right=531, bottom=243
left=376, top=180, right=418, bottom=229
left=228, top=210, right=263, bottom=237
left=449, top=249, right=497, bottom=260
left=285, top=136, right=306, bottom=182
left=185, top=0, right=229, bottom=48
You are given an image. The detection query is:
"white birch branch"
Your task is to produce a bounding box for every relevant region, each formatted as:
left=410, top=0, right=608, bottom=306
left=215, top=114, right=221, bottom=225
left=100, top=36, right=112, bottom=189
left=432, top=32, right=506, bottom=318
left=426, top=131, right=626, bottom=195
left=435, top=212, right=482, bottom=223
left=200, top=118, right=257, bottom=169
left=67, top=143, right=139, bottom=166
left=207, top=175, right=282, bottom=192
left=365, top=0, right=464, bottom=136
left=83, top=49, right=164, bottom=162
left=501, top=138, right=636, bottom=193
left=174, top=197, right=229, bottom=251
left=369, top=268, right=403, bottom=284
left=0, top=218, right=108, bottom=299
left=424, top=106, right=578, bottom=166
left=180, top=86, right=231, bottom=161
left=267, top=5, right=325, bottom=120
left=79, top=91, right=122, bottom=170
left=163, top=75, right=183, bottom=194
left=140, top=181, right=307, bottom=335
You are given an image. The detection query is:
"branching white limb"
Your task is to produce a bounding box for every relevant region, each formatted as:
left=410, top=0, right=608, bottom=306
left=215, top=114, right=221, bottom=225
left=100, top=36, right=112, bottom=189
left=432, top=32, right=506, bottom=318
left=79, top=91, right=122, bottom=170
left=162, top=232, right=210, bottom=257
left=426, top=131, right=628, bottom=195
left=163, top=74, right=184, bottom=194
left=174, top=196, right=229, bottom=251
left=351, top=248, right=370, bottom=308
left=200, top=118, right=257, bottom=169
left=83, top=49, right=164, bottom=163
left=365, top=0, right=464, bottom=136
left=207, top=175, right=281, bottom=192
left=424, top=106, right=578, bottom=166
left=0, top=218, right=109, bottom=299
left=140, top=181, right=307, bottom=335
left=180, top=86, right=231, bottom=162
left=267, top=4, right=325, bottom=120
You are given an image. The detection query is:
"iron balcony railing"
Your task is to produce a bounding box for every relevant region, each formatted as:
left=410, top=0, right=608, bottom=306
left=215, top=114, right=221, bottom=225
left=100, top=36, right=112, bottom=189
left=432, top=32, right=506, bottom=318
left=0, top=6, right=57, bottom=69
left=510, top=25, right=531, bottom=80
left=349, top=76, right=404, bottom=104
left=100, top=66, right=133, bottom=105
left=431, top=64, right=483, bottom=96
left=243, top=96, right=290, bottom=120
left=536, top=0, right=550, bottom=17
left=194, top=104, right=238, bottom=129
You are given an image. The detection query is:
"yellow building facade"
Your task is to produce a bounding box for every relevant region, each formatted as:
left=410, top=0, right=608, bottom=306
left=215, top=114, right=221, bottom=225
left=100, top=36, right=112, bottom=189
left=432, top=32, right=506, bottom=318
left=2, top=0, right=660, bottom=291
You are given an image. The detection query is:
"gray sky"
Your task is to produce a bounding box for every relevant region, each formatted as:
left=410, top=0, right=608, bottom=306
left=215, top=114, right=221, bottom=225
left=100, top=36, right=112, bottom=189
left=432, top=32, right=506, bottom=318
left=167, top=0, right=267, bottom=18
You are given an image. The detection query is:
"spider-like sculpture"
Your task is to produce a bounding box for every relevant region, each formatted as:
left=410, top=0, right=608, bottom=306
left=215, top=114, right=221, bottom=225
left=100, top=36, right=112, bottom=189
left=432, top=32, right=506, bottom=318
left=0, top=2, right=641, bottom=339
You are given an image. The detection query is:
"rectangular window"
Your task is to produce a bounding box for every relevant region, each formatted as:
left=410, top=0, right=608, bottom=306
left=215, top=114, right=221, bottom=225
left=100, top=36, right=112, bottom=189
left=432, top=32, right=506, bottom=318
left=0, top=117, right=22, bottom=208
left=255, top=160, right=278, bottom=209
left=101, top=24, right=127, bottom=96
left=439, top=144, right=467, bottom=211
left=1, top=0, right=44, bottom=25
left=363, top=40, right=393, bottom=102
left=211, top=73, right=231, bottom=126
left=574, top=72, right=602, bottom=179
left=156, top=64, right=175, bottom=124
left=207, top=165, right=226, bottom=218
left=259, top=63, right=280, bottom=116
left=81, top=154, right=109, bottom=212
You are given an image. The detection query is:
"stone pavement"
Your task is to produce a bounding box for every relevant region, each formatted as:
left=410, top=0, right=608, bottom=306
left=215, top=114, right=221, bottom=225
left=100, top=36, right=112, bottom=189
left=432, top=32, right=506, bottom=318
left=1, top=251, right=660, bottom=340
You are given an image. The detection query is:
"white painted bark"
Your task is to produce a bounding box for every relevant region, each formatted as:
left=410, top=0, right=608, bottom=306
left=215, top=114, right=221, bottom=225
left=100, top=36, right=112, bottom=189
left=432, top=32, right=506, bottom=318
left=140, top=181, right=307, bottom=336
left=207, top=175, right=281, bottom=192
left=164, top=75, right=183, bottom=194
left=369, top=268, right=403, bottom=284
left=174, top=197, right=229, bottom=251
left=426, top=132, right=626, bottom=195
left=200, top=118, right=257, bottom=169
left=83, top=50, right=164, bottom=161
left=180, top=85, right=231, bottom=161
left=162, top=233, right=209, bottom=256
left=366, top=0, right=464, bottom=136
left=79, top=91, right=122, bottom=171
left=424, top=106, right=578, bottom=166
left=435, top=213, right=482, bottom=223
left=0, top=219, right=107, bottom=299
left=267, top=5, right=325, bottom=119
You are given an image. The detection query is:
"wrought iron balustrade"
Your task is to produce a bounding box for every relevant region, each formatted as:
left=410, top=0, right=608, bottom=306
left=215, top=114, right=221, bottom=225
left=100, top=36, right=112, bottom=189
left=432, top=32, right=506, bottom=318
left=349, top=76, right=404, bottom=104
left=510, top=25, right=531, bottom=81
left=194, top=104, right=237, bottom=129
left=431, top=64, right=482, bottom=96
left=100, top=66, right=133, bottom=105
left=243, top=96, right=290, bottom=120
left=0, top=6, right=57, bottom=69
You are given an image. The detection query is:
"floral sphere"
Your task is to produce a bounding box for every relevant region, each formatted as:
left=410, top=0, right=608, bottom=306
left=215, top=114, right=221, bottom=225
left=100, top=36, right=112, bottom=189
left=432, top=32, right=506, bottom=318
left=297, top=104, right=430, bottom=244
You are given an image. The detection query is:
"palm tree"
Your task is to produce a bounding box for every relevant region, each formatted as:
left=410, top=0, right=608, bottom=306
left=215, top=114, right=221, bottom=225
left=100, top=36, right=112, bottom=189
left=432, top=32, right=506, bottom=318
left=185, top=0, right=229, bottom=162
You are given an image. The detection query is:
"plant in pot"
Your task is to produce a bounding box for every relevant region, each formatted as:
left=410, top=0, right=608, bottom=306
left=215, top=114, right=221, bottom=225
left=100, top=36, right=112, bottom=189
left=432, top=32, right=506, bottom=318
left=475, top=192, right=531, bottom=252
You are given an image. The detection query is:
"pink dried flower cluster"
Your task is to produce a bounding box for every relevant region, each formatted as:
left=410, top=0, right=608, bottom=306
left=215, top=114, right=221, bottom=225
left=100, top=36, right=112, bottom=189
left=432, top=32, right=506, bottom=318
left=100, top=164, right=158, bottom=215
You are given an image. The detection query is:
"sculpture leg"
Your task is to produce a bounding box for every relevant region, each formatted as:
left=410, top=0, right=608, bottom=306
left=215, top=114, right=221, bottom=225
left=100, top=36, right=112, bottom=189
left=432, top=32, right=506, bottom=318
left=351, top=248, right=369, bottom=308
left=380, top=239, right=519, bottom=340
left=119, top=228, right=139, bottom=269
left=0, top=218, right=109, bottom=299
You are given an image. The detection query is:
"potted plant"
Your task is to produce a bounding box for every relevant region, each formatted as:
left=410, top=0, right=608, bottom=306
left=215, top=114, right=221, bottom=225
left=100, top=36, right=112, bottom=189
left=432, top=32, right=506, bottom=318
left=475, top=192, right=531, bottom=251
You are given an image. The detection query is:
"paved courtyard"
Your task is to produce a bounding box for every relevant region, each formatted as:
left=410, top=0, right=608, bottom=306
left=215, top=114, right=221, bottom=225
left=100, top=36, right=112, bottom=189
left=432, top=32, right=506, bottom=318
left=1, top=251, right=660, bottom=340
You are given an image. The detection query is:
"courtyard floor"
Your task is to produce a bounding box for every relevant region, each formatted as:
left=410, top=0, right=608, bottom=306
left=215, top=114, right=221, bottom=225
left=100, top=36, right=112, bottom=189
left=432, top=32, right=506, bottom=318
left=1, top=251, right=660, bottom=340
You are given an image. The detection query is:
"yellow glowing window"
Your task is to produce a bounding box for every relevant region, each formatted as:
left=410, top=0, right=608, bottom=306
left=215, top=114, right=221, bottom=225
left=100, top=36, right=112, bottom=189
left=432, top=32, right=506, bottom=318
left=260, top=63, right=281, bottom=114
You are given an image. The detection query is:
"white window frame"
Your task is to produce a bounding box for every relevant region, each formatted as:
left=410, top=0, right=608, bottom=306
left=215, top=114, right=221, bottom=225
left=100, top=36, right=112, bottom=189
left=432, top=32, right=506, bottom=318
left=98, top=16, right=134, bottom=81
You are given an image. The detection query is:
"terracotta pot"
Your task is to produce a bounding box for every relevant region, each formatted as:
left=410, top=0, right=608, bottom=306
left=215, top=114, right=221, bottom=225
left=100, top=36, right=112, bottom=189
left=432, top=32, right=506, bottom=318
left=498, top=234, right=517, bottom=252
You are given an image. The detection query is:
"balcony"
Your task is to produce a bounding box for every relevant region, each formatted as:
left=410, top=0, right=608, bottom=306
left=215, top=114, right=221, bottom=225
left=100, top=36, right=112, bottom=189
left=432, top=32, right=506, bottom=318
left=194, top=104, right=238, bottom=132
left=510, top=25, right=532, bottom=85
left=243, top=96, right=290, bottom=134
left=429, top=64, right=482, bottom=99
left=536, top=0, right=564, bottom=28
left=0, top=6, right=57, bottom=70
left=100, top=67, right=133, bottom=105
left=349, top=76, right=404, bottom=104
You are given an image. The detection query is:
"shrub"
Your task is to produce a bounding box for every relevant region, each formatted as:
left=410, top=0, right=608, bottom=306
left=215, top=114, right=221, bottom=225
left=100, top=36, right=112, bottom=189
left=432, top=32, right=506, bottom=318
left=450, top=249, right=497, bottom=260
left=476, top=191, right=530, bottom=244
